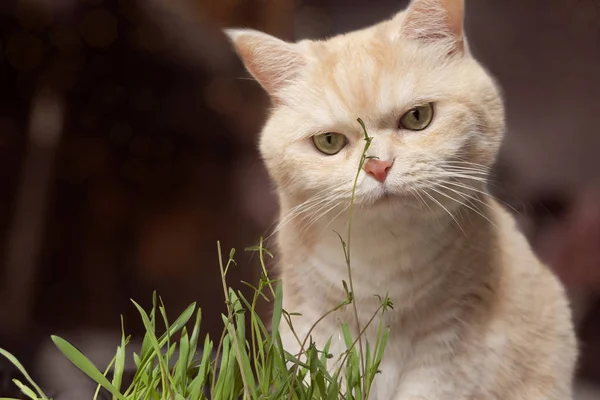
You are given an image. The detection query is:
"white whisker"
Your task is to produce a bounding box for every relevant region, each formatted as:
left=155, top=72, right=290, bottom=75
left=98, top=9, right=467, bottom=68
left=440, top=179, right=519, bottom=214
left=436, top=172, right=489, bottom=184
left=319, top=204, right=351, bottom=237
left=421, top=189, right=467, bottom=237
left=272, top=187, right=347, bottom=236
left=298, top=200, right=344, bottom=237
left=429, top=186, right=498, bottom=229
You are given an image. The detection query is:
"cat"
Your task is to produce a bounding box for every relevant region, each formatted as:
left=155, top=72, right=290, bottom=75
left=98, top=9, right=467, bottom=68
left=226, top=0, right=578, bottom=399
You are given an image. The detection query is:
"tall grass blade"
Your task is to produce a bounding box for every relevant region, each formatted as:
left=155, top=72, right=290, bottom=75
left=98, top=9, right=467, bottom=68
left=0, top=349, right=49, bottom=400
left=111, top=316, right=127, bottom=399
left=271, top=282, right=283, bottom=342
left=50, top=336, right=127, bottom=400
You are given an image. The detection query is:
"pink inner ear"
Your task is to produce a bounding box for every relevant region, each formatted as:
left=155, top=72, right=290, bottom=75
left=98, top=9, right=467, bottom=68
left=233, top=33, right=306, bottom=99
left=440, top=0, right=464, bottom=37
left=401, top=0, right=464, bottom=52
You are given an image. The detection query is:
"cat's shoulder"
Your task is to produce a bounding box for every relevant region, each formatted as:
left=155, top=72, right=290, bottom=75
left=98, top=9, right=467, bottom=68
left=489, top=198, right=572, bottom=324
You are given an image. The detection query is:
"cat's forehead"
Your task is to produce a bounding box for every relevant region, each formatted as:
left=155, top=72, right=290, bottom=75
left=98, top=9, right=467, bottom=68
left=307, top=25, right=395, bottom=74
left=298, top=29, right=445, bottom=127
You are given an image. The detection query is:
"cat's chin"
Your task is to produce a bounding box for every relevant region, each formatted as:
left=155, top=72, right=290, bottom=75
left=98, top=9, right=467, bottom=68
left=362, top=189, right=419, bottom=209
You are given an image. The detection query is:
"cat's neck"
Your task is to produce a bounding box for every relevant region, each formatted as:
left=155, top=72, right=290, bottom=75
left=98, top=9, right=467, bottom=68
left=277, top=194, right=500, bottom=311
left=280, top=196, right=494, bottom=263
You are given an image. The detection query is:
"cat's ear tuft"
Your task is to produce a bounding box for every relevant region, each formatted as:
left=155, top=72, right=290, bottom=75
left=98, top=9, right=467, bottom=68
left=225, top=29, right=306, bottom=98
left=400, top=0, right=465, bottom=55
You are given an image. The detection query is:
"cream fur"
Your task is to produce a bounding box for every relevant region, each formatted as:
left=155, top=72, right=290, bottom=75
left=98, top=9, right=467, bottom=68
left=226, top=0, right=578, bottom=399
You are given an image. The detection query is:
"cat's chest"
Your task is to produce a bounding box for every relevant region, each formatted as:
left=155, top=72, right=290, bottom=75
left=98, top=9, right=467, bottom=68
left=307, top=314, right=457, bottom=400
left=306, top=240, right=415, bottom=287
left=302, top=240, right=443, bottom=307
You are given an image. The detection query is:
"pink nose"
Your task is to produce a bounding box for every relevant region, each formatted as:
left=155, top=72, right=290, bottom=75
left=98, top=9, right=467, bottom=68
left=364, top=158, right=393, bottom=183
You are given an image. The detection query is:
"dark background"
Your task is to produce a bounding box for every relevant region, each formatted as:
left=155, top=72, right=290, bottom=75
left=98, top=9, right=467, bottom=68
left=0, top=0, right=599, bottom=398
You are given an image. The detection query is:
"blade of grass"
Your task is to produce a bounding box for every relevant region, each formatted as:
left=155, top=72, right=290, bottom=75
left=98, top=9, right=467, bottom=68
left=93, top=347, right=118, bottom=400
left=11, top=379, right=39, bottom=400
left=229, top=289, right=257, bottom=399
left=238, top=289, right=263, bottom=380
left=111, top=316, right=127, bottom=399
left=0, top=348, right=49, bottom=400
left=158, top=298, right=172, bottom=365
left=188, top=335, right=213, bottom=400
left=212, top=333, right=231, bottom=400
left=50, top=336, right=127, bottom=400
left=126, top=302, right=196, bottom=396
left=175, top=327, right=190, bottom=389
left=131, top=300, right=176, bottom=397
left=188, top=308, right=202, bottom=364
left=139, top=292, right=158, bottom=357
left=217, top=242, right=253, bottom=400
left=271, top=282, right=283, bottom=343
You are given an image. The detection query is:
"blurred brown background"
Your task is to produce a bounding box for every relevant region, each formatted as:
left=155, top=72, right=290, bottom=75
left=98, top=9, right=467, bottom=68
left=0, top=0, right=599, bottom=398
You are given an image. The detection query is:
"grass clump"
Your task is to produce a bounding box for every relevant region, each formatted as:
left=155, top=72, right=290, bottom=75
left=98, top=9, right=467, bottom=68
left=0, top=119, right=392, bottom=400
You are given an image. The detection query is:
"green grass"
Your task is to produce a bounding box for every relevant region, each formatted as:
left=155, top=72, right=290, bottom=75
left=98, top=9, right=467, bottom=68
left=0, top=119, right=392, bottom=400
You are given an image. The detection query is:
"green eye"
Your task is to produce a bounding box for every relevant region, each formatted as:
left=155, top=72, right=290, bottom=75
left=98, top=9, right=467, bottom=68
left=399, top=103, right=434, bottom=131
left=312, top=132, right=347, bottom=155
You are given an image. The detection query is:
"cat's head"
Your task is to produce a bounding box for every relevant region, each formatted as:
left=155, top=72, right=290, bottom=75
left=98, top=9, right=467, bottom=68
left=227, top=0, right=504, bottom=220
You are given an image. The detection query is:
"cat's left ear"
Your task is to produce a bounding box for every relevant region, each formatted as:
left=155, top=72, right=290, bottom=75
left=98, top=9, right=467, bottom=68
left=225, top=29, right=306, bottom=101
left=400, top=0, right=466, bottom=56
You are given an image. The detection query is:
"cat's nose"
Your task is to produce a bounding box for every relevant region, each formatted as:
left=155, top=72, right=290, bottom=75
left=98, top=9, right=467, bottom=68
left=364, top=159, right=393, bottom=183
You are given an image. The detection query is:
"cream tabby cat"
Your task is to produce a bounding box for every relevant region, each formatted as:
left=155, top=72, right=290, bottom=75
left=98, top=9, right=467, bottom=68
left=226, top=0, right=577, bottom=399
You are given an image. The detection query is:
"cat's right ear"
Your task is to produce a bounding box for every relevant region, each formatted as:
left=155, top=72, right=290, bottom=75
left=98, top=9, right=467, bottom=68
left=225, top=29, right=306, bottom=100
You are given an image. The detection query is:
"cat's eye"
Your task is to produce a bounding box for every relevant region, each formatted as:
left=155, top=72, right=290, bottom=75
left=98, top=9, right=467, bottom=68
left=399, top=103, right=434, bottom=131
left=312, top=132, right=347, bottom=155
